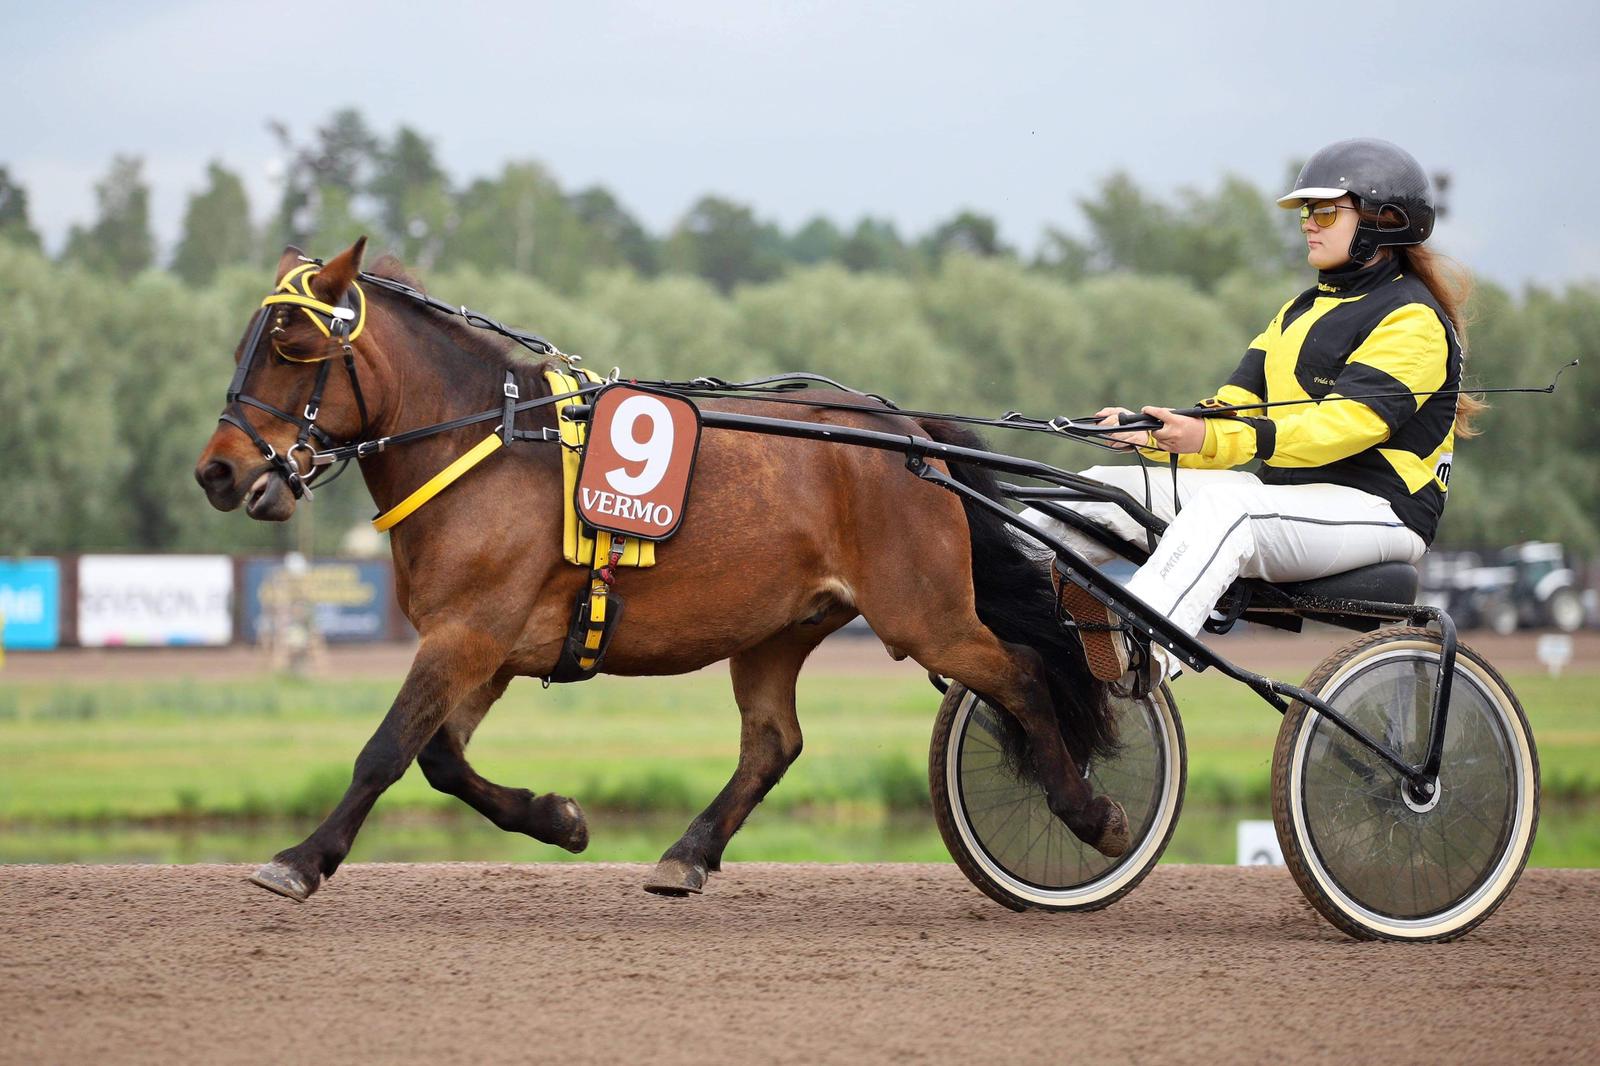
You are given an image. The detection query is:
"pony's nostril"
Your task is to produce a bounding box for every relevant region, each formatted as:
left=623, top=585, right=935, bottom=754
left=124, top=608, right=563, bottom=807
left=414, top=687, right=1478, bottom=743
left=197, top=459, right=234, bottom=490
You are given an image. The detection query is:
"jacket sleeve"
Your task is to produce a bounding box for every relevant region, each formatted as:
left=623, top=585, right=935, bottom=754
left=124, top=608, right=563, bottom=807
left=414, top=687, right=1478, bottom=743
left=1202, top=302, right=1448, bottom=469
left=1135, top=326, right=1272, bottom=468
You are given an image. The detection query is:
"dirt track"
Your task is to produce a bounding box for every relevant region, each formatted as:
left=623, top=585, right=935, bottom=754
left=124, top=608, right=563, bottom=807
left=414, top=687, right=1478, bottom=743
left=2, top=864, right=1595, bottom=1064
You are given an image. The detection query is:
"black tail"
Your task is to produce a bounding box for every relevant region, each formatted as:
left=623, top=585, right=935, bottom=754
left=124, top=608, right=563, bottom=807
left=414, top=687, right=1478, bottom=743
left=917, top=419, right=1119, bottom=770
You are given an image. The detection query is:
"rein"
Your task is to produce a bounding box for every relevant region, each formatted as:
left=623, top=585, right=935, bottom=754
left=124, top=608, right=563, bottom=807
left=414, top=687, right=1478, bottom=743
left=218, top=257, right=1577, bottom=532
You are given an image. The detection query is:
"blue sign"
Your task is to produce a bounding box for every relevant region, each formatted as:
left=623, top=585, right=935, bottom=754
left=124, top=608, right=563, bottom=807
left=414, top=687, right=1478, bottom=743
left=240, top=558, right=393, bottom=644
left=0, top=559, right=61, bottom=649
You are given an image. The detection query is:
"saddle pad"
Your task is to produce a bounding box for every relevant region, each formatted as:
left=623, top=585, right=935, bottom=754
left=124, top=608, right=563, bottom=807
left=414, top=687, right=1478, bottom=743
left=545, top=368, right=655, bottom=569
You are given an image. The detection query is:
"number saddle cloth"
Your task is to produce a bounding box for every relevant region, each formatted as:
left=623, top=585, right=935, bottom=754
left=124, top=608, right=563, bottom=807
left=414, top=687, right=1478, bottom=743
left=544, top=367, right=655, bottom=683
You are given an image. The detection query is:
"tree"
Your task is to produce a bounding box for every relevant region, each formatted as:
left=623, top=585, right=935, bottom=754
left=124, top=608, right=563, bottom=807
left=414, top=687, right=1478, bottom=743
left=662, top=195, right=786, bottom=293
left=268, top=109, right=381, bottom=250
left=0, top=243, right=126, bottom=550
left=1054, top=171, right=1302, bottom=291
left=922, top=210, right=1010, bottom=262
left=447, top=161, right=594, bottom=290
left=369, top=125, right=451, bottom=266
left=61, top=155, right=154, bottom=279
left=837, top=217, right=913, bottom=274
left=916, top=256, right=1092, bottom=419
left=787, top=216, right=843, bottom=265
left=733, top=264, right=948, bottom=402
left=569, top=185, right=657, bottom=275
left=0, top=166, right=41, bottom=251
left=171, top=162, right=254, bottom=285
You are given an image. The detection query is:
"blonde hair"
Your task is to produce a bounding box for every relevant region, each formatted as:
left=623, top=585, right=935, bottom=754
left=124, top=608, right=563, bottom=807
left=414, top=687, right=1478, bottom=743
left=1396, top=243, right=1485, bottom=438
left=1360, top=202, right=1485, bottom=438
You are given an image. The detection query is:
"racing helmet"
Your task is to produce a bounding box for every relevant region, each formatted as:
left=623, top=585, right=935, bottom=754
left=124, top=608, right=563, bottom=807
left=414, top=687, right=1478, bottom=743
left=1278, top=138, right=1435, bottom=262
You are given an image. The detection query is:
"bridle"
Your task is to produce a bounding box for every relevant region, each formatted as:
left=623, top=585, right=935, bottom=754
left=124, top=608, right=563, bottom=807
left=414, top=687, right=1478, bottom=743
left=218, top=260, right=373, bottom=499
left=216, top=257, right=595, bottom=505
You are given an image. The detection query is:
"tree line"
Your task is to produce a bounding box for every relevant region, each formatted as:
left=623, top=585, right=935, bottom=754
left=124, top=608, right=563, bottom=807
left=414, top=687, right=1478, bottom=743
left=1, top=111, right=1596, bottom=556
left=1, top=108, right=1310, bottom=294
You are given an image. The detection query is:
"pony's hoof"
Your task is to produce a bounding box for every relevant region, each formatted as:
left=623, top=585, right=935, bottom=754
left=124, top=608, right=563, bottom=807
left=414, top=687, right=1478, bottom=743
left=248, top=862, right=313, bottom=902
left=643, top=858, right=707, bottom=896
left=1093, top=800, right=1131, bottom=858
left=553, top=798, right=588, bottom=854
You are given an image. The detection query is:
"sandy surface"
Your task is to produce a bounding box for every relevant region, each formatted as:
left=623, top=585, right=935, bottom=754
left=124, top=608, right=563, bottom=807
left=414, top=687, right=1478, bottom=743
left=6, top=630, right=1597, bottom=683
left=1, top=863, right=1594, bottom=1064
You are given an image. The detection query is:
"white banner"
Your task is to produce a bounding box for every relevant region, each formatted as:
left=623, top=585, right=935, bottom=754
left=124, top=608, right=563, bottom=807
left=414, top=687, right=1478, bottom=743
left=78, top=555, right=234, bottom=647
left=1236, top=820, right=1284, bottom=866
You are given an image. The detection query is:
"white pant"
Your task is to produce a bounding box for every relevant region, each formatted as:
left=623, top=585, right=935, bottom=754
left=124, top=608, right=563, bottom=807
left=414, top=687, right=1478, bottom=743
left=1021, top=466, right=1427, bottom=639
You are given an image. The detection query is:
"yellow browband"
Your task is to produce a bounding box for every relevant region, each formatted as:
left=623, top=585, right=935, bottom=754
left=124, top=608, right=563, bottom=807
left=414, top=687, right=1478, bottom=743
left=260, top=263, right=367, bottom=361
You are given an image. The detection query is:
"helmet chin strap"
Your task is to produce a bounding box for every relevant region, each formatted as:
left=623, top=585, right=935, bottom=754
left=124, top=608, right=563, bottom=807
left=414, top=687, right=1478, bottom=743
left=1347, top=230, right=1383, bottom=263
left=1348, top=200, right=1417, bottom=263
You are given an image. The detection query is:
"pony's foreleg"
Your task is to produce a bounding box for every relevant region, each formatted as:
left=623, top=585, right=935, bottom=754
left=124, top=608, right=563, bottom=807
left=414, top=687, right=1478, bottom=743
left=643, top=629, right=818, bottom=896
left=248, top=624, right=505, bottom=902
left=416, top=677, right=588, bottom=851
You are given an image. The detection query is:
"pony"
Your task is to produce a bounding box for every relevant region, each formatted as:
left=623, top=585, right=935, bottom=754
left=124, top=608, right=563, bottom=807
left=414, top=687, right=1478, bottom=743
left=193, top=239, right=1127, bottom=901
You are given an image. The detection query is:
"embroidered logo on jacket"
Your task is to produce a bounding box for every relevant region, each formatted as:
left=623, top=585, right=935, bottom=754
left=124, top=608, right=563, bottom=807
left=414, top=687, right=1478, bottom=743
left=1434, top=452, right=1454, bottom=489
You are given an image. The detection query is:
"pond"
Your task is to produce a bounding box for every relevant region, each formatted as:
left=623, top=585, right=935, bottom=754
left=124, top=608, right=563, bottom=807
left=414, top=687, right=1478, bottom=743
left=5, top=802, right=1595, bottom=866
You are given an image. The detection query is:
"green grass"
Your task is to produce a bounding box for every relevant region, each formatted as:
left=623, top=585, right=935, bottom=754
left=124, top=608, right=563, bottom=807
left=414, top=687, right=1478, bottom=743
left=1, top=661, right=1596, bottom=865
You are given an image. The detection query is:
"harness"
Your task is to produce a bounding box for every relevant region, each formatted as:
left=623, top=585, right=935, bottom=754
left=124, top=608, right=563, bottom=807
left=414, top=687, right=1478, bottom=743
left=218, top=258, right=1575, bottom=685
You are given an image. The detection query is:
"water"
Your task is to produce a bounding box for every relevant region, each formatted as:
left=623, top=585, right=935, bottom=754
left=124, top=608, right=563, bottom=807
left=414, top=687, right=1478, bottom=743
left=5, top=803, right=1591, bottom=866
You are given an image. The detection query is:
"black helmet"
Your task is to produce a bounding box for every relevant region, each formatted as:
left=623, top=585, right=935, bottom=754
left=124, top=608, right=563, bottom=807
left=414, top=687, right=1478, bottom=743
left=1278, top=138, right=1435, bottom=262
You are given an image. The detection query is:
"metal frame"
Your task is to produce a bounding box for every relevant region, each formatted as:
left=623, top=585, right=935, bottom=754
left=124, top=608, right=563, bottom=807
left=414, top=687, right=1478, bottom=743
left=646, top=405, right=1456, bottom=798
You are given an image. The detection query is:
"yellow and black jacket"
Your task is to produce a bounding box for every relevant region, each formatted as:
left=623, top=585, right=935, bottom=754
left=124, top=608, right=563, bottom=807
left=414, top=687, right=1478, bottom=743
left=1149, top=257, right=1459, bottom=543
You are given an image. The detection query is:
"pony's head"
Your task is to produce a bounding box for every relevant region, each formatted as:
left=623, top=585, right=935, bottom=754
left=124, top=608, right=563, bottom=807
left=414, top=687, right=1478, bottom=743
left=195, top=238, right=374, bottom=521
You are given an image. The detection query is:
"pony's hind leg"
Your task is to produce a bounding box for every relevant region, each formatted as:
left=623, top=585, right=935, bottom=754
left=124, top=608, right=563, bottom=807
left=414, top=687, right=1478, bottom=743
left=643, top=627, right=823, bottom=896
left=888, top=614, right=1129, bottom=858
left=248, top=624, right=506, bottom=902
left=416, top=674, right=588, bottom=852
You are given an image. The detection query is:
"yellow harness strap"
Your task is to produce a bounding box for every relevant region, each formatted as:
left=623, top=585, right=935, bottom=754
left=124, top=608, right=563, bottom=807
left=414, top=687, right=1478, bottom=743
left=545, top=368, right=655, bottom=568
left=575, top=530, right=623, bottom=672
left=371, top=433, right=504, bottom=532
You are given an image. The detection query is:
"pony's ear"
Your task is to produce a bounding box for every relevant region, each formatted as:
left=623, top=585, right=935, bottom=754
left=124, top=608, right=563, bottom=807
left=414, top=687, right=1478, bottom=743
left=274, top=245, right=306, bottom=284
left=312, top=236, right=367, bottom=302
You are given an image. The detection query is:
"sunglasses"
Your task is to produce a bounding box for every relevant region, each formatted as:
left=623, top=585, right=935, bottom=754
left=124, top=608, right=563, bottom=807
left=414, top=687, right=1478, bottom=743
left=1299, top=202, right=1359, bottom=228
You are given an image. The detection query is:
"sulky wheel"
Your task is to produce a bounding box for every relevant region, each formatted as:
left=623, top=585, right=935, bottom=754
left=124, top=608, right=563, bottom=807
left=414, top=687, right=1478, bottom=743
left=930, top=681, right=1185, bottom=911
left=1271, top=627, right=1539, bottom=942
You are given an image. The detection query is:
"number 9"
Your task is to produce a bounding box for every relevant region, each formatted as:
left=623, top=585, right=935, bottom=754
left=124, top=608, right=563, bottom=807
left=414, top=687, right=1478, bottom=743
left=605, top=395, right=674, bottom=496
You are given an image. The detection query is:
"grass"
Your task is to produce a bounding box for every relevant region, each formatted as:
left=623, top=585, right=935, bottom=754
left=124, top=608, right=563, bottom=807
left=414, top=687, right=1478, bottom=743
left=1, top=659, right=1597, bottom=865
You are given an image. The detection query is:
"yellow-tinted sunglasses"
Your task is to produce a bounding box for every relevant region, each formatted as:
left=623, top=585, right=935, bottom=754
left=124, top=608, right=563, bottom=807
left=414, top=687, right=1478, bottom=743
left=1299, top=202, right=1358, bottom=228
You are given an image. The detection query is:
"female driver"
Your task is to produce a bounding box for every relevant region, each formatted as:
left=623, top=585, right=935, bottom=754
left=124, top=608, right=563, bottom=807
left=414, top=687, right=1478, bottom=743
left=1025, top=138, right=1483, bottom=686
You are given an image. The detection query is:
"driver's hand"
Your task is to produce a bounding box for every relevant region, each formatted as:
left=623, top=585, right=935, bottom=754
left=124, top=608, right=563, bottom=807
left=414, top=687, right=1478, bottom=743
left=1094, top=406, right=1148, bottom=451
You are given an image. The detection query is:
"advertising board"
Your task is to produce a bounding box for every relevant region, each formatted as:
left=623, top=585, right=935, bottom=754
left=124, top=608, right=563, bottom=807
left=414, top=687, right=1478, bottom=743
left=239, top=558, right=393, bottom=644
left=77, top=555, right=233, bottom=647
left=0, top=558, right=61, bottom=649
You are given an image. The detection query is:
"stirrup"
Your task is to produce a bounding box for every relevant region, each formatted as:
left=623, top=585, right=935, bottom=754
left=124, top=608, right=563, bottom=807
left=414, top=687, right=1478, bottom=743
left=1108, top=633, right=1159, bottom=701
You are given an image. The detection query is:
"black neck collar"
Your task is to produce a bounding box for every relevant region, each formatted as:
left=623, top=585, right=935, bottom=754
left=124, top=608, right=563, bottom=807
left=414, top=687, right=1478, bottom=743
left=1316, top=253, right=1399, bottom=297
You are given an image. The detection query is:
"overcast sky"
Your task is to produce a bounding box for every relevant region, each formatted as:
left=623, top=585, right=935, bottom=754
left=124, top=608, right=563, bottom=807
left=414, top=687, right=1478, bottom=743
left=4, top=0, right=1596, bottom=288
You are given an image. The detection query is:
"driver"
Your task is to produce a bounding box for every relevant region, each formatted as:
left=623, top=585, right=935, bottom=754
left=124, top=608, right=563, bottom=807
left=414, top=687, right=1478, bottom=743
left=1024, top=138, right=1482, bottom=687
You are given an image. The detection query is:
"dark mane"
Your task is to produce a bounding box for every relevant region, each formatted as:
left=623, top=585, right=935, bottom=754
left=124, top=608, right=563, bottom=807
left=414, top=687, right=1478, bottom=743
left=364, top=254, right=557, bottom=410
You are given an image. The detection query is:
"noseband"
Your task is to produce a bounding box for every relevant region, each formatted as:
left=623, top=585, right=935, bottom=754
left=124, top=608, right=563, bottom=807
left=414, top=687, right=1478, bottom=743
left=218, top=260, right=372, bottom=499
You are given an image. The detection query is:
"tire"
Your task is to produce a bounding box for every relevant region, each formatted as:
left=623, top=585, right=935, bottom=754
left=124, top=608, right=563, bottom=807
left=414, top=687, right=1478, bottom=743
left=930, top=682, right=1185, bottom=912
left=1546, top=587, right=1585, bottom=633
left=1486, top=597, right=1519, bottom=636
left=1271, top=628, right=1539, bottom=942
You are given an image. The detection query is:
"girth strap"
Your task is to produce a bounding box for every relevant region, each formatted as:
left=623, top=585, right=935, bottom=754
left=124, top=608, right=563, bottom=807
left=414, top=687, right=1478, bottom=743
left=546, top=529, right=628, bottom=685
